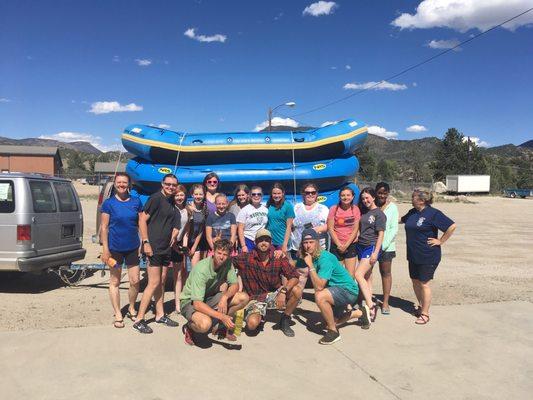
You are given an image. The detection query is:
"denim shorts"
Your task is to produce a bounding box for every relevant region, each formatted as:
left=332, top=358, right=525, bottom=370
left=327, top=286, right=358, bottom=318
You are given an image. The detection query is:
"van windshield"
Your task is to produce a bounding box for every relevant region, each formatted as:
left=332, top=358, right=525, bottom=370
left=0, top=180, right=15, bottom=213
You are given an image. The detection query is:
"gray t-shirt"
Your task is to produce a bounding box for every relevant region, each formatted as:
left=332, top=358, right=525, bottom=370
left=206, top=212, right=236, bottom=241
left=358, top=208, right=386, bottom=247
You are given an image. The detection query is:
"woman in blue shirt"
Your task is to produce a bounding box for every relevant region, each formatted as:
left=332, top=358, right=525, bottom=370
left=266, top=183, right=295, bottom=255
left=100, top=173, right=143, bottom=328
left=401, top=189, right=456, bottom=325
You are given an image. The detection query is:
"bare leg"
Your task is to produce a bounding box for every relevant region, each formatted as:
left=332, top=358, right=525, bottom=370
left=296, top=267, right=309, bottom=291
left=173, top=259, right=187, bottom=313
left=136, top=266, right=162, bottom=322
left=379, top=260, right=392, bottom=310
left=246, top=313, right=262, bottom=331
left=419, top=280, right=432, bottom=316
left=344, top=257, right=356, bottom=278
left=314, top=289, right=337, bottom=332
left=189, top=312, right=213, bottom=333
left=228, top=292, right=249, bottom=316
left=190, top=251, right=204, bottom=267
left=412, top=279, right=423, bottom=308
left=127, top=265, right=140, bottom=315
left=160, top=265, right=170, bottom=307
left=285, top=286, right=303, bottom=316
left=109, top=267, right=123, bottom=321
left=354, top=259, right=374, bottom=309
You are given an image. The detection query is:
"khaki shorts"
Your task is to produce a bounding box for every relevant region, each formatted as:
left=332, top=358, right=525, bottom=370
left=181, top=292, right=224, bottom=322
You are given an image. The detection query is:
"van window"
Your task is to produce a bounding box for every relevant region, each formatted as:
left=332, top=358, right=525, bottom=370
left=29, top=181, right=57, bottom=213
left=0, top=180, right=15, bottom=213
left=53, top=182, right=78, bottom=212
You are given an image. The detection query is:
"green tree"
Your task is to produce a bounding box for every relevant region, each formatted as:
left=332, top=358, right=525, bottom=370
left=376, top=159, right=399, bottom=181
left=355, top=145, right=377, bottom=182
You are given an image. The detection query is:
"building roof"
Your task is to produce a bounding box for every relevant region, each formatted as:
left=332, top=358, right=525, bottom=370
left=0, top=145, right=59, bottom=156
left=94, top=162, right=127, bottom=173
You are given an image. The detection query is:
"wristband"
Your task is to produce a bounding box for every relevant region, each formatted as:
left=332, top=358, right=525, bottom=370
left=142, top=239, right=150, bottom=244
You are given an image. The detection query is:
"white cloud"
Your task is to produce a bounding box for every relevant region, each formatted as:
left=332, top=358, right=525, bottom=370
left=463, top=136, right=489, bottom=148
left=368, top=125, right=398, bottom=139
left=38, top=131, right=124, bottom=152
left=112, top=55, right=120, bottom=63
left=303, top=1, right=338, bottom=17
left=88, top=101, right=143, bottom=115
left=343, top=81, right=408, bottom=91
left=135, top=58, right=152, bottom=66
left=412, top=82, right=418, bottom=87
left=254, top=117, right=300, bottom=132
left=330, top=66, right=337, bottom=70
left=321, top=121, right=339, bottom=127
left=428, top=39, right=461, bottom=50
left=184, top=28, right=227, bottom=43
left=274, top=12, right=284, bottom=21
left=406, top=124, right=428, bottom=133
left=0, top=98, right=11, bottom=103
left=392, top=0, right=533, bottom=32
left=345, top=65, right=351, bottom=70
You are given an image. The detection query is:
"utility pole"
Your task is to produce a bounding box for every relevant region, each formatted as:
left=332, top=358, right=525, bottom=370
left=466, top=136, right=471, bottom=174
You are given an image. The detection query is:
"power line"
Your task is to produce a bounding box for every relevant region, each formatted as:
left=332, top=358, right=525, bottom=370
left=289, top=7, right=533, bottom=119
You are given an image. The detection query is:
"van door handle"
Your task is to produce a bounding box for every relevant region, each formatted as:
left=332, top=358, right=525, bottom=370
left=32, top=217, right=36, bottom=223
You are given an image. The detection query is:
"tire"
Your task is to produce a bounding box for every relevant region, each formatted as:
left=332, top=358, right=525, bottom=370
left=510, top=192, right=516, bottom=198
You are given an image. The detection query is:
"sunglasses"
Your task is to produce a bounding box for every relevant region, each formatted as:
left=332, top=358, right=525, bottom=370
left=256, top=237, right=271, bottom=243
left=251, top=193, right=262, bottom=196
left=304, top=191, right=317, bottom=195
left=163, top=182, right=178, bottom=187
left=206, top=180, right=218, bottom=184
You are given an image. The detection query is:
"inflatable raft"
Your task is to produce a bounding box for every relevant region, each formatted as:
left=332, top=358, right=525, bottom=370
left=130, top=183, right=360, bottom=209
left=126, top=155, right=359, bottom=194
left=121, top=119, right=367, bottom=165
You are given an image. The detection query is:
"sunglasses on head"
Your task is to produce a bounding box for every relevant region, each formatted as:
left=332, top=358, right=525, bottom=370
left=304, top=190, right=317, bottom=195
left=251, top=192, right=262, bottom=196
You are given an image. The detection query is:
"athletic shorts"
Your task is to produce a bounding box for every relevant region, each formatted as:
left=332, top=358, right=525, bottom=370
left=110, top=249, right=139, bottom=267
left=244, top=237, right=257, bottom=252
left=170, top=250, right=184, bottom=263
left=330, top=242, right=357, bottom=261
left=379, top=251, right=396, bottom=262
left=327, top=286, right=358, bottom=318
left=188, top=236, right=209, bottom=253
left=408, top=262, right=439, bottom=282
left=181, top=292, right=224, bottom=322
left=148, top=249, right=172, bottom=267
left=356, top=244, right=380, bottom=260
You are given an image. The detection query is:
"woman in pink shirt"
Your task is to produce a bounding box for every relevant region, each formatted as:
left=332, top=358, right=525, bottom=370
left=327, top=186, right=361, bottom=277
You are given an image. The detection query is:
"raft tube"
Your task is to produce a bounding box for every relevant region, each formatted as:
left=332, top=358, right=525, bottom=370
left=126, top=155, right=359, bottom=194
left=130, top=183, right=360, bottom=209
left=121, top=119, right=367, bottom=165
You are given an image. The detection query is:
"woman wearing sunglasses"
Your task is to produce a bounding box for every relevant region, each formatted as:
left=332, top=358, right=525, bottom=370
left=236, top=186, right=268, bottom=253
left=203, top=172, right=221, bottom=214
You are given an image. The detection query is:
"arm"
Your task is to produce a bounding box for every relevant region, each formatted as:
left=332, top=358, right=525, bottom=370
left=370, top=230, right=384, bottom=265
left=382, top=205, right=399, bottom=250
left=428, top=223, right=456, bottom=247
left=100, top=212, right=111, bottom=264
left=230, top=223, right=237, bottom=247
left=281, top=218, right=293, bottom=253
left=238, top=223, right=247, bottom=252
left=205, top=226, right=214, bottom=250
left=327, top=215, right=342, bottom=249
left=139, top=211, right=153, bottom=256
left=303, top=254, right=327, bottom=291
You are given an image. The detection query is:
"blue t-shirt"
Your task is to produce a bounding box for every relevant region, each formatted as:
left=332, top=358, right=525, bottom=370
left=101, top=196, right=143, bottom=252
left=402, top=206, right=454, bottom=265
left=266, top=202, right=295, bottom=246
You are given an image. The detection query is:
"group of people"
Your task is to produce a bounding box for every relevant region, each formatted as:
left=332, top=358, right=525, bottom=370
left=100, top=171, right=456, bottom=345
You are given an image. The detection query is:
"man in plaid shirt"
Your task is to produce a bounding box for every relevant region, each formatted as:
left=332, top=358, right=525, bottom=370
left=233, top=228, right=302, bottom=337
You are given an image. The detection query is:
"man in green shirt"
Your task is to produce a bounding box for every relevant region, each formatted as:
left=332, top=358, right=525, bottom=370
left=298, top=229, right=371, bottom=344
left=180, top=239, right=249, bottom=345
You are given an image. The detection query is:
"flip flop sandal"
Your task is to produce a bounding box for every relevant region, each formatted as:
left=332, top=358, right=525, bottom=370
left=381, top=307, right=391, bottom=315
left=113, top=319, right=125, bottom=329
left=370, top=305, right=378, bottom=322
left=126, top=311, right=138, bottom=321
left=415, top=314, right=430, bottom=325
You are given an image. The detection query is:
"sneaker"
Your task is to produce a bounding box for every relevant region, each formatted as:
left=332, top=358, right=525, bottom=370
left=360, top=304, right=371, bottom=330
left=182, top=324, right=195, bottom=346
left=133, top=319, right=153, bottom=334
left=280, top=315, right=295, bottom=337
left=319, top=329, right=341, bottom=345
left=155, top=315, right=179, bottom=327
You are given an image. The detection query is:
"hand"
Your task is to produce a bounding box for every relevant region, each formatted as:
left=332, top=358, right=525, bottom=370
left=217, top=296, right=228, bottom=315
left=427, top=238, right=442, bottom=247
left=337, top=243, right=347, bottom=253
left=101, top=250, right=111, bottom=264
left=220, top=314, right=235, bottom=330
left=169, top=235, right=177, bottom=248
left=143, top=243, right=153, bottom=257
left=274, top=249, right=284, bottom=259
left=369, top=252, right=378, bottom=265
left=276, top=292, right=286, bottom=309
left=242, top=245, right=248, bottom=253
left=304, top=253, right=314, bottom=268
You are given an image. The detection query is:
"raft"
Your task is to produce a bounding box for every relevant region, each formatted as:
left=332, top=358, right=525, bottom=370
left=126, top=155, right=359, bottom=194
left=121, top=119, right=367, bottom=165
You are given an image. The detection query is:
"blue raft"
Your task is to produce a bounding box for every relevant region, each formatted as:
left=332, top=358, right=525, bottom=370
left=130, top=183, right=360, bottom=209
left=121, top=119, right=367, bottom=165
left=126, top=155, right=359, bottom=194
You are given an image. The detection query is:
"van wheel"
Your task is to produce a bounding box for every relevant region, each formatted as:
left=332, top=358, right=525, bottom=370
left=510, top=192, right=516, bottom=198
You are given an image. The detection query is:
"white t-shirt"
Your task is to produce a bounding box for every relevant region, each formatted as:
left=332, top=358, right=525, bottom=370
left=290, top=202, right=329, bottom=250
left=236, top=204, right=268, bottom=241
left=175, top=207, right=189, bottom=242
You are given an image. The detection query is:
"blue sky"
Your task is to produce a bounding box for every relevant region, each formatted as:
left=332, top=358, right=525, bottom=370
left=1, top=0, right=532, bottom=151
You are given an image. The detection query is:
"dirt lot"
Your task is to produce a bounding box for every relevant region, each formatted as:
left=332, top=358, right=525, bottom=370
left=0, top=191, right=532, bottom=332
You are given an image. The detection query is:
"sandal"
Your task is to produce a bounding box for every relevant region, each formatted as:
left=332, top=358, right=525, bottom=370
left=126, top=311, right=137, bottom=321
left=370, top=304, right=378, bottom=322
left=113, top=319, right=125, bottom=329
left=413, top=305, right=422, bottom=317
left=415, top=314, right=430, bottom=325
left=381, top=307, right=391, bottom=315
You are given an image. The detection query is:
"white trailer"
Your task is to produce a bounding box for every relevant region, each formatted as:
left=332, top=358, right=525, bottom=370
left=446, top=175, right=491, bottom=193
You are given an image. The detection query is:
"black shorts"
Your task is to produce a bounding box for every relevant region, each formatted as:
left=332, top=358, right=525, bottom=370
left=148, top=249, right=172, bottom=267
left=408, top=262, right=439, bottom=282
left=110, top=249, right=139, bottom=267
left=188, top=236, right=209, bottom=252
left=379, top=251, right=396, bottom=262
left=330, top=242, right=357, bottom=261
left=170, top=250, right=184, bottom=263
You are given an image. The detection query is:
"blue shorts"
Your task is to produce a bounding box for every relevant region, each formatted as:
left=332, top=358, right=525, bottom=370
left=356, top=244, right=380, bottom=260
left=244, top=237, right=257, bottom=252
left=327, top=286, right=358, bottom=318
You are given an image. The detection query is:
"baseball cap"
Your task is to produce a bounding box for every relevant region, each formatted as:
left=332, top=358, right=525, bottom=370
left=255, top=228, right=272, bottom=241
left=301, top=228, right=318, bottom=241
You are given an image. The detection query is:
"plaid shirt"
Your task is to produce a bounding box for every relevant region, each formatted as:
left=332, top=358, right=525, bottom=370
left=233, top=247, right=299, bottom=301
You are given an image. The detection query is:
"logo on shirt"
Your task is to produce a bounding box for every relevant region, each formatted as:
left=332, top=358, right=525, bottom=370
left=368, top=215, right=375, bottom=224
left=417, top=217, right=426, bottom=227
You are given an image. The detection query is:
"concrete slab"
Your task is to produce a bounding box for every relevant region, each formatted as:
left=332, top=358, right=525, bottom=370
left=1, top=301, right=532, bottom=400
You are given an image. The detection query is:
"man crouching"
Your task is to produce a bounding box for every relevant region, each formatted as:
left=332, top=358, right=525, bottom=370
left=298, top=229, right=371, bottom=345
left=180, top=239, right=249, bottom=346
left=233, top=229, right=302, bottom=337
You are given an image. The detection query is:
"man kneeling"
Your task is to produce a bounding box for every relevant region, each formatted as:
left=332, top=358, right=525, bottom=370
left=180, top=239, right=249, bottom=345
left=298, top=229, right=371, bottom=345
left=234, top=229, right=302, bottom=337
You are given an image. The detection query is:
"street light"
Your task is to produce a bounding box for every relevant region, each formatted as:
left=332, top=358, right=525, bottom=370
left=268, top=101, right=296, bottom=132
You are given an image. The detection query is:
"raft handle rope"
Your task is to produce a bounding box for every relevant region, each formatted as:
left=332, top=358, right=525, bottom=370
left=290, top=131, right=298, bottom=204
left=173, top=133, right=187, bottom=175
